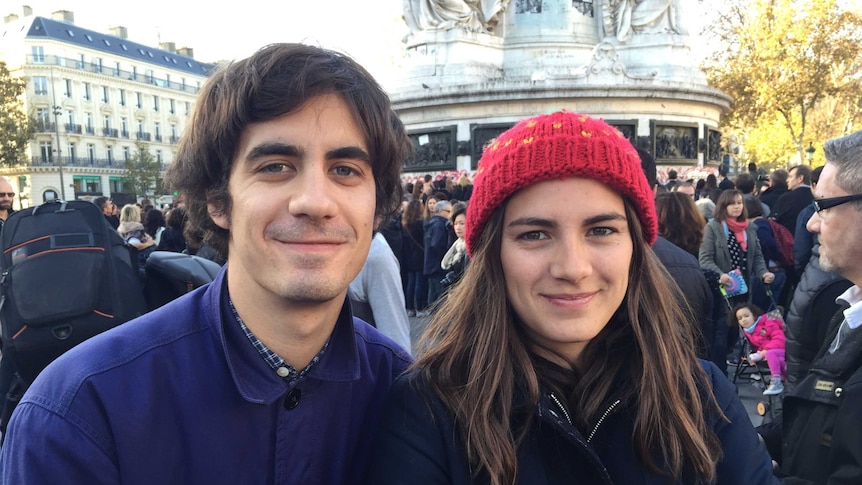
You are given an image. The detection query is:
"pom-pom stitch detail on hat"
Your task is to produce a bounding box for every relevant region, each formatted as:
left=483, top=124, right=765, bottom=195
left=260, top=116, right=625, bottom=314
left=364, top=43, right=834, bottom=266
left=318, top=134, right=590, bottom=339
left=465, top=111, right=657, bottom=256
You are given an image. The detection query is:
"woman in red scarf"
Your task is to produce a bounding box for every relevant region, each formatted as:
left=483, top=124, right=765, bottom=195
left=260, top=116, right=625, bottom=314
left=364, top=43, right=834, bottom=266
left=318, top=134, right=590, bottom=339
left=700, top=189, right=775, bottom=373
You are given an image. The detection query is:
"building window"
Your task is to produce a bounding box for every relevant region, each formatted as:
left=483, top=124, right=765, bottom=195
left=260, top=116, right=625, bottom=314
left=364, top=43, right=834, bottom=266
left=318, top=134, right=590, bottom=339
left=106, top=146, right=114, bottom=163
left=153, top=96, right=159, bottom=112
left=32, top=46, right=45, bottom=63
left=114, top=61, right=121, bottom=76
left=146, top=69, right=154, bottom=84
left=154, top=122, right=161, bottom=141
left=78, top=54, right=85, bottom=70
left=119, top=89, right=126, bottom=106
left=101, top=86, right=109, bottom=103
left=37, top=108, right=51, bottom=127
left=136, top=92, right=142, bottom=109
left=85, top=112, right=94, bottom=133
left=169, top=99, right=175, bottom=114
left=156, top=150, right=163, bottom=163
left=137, top=120, right=144, bottom=135
left=83, top=82, right=91, bottom=100
left=66, top=110, right=75, bottom=125
left=185, top=101, right=190, bottom=115
left=64, top=79, right=72, bottom=97
left=87, top=144, right=96, bottom=163
left=40, top=142, right=53, bottom=162
left=131, top=66, right=137, bottom=80
left=121, top=117, right=129, bottom=136
left=103, top=115, right=111, bottom=129
left=123, top=146, right=130, bottom=160
left=95, top=57, right=103, bottom=73
left=69, top=143, right=77, bottom=162
left=33, top=76, right=48, bottom=95
left=170, top=124, right=177, bottom=141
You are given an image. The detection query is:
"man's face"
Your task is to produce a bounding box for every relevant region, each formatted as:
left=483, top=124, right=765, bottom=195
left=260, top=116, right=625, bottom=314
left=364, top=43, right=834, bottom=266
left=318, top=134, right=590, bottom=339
left=676, top=184, right=695, bottom=198
left=788, top=167, right=803, bottom=190
left=102, top=200, right=115, bottom=216
left=210, top=93, right=376, bottom=310
left=0, top=181, right=14, bottom=212
left=807, top=163, right=862, bottom=282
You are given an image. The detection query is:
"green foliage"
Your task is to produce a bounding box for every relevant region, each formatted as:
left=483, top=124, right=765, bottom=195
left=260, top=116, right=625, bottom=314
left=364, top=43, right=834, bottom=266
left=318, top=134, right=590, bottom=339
left=123, top=142, right=163, bottom=198
left=0, top=61, right=33, bottom=167
left=704, top=0, right=862, bottom=168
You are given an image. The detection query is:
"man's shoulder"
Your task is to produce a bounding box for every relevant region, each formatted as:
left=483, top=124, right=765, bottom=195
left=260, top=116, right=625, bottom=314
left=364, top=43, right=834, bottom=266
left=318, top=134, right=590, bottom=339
left=21, top=287, right=217, bottom=413
left=352, top=319, right=413, bottom=370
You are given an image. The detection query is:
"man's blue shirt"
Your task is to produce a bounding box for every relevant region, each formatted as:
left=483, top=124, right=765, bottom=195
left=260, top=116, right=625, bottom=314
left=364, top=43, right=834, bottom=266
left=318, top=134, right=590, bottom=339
left=0, top=267, right=412, bottom=484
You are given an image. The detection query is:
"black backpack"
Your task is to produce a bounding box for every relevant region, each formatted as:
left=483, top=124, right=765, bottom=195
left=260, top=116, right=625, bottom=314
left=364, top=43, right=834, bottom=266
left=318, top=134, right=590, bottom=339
left=143, top=251, right=222, bottom=311
left=0, top=199, right=148, bottom=384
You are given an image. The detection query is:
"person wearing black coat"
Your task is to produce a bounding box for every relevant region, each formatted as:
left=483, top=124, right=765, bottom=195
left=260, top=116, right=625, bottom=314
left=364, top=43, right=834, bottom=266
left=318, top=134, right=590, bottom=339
left=770, top=165, right=813, bottom=233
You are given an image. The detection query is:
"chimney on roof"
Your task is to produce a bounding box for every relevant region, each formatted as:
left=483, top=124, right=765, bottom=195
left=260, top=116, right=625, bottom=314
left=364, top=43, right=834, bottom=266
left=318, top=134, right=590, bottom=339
left=177, top=47, right=194, bottom=59
left=109, top=25, right=128, bottom=39
left=5, top=5, right=33, bottom=23
left=159, top=41, right=176, bottom=53
left=22, top=5, right=33, bottom=16
left=4, top=14, right=18, bottom=24
left=51, top=10, right=74, bottom=24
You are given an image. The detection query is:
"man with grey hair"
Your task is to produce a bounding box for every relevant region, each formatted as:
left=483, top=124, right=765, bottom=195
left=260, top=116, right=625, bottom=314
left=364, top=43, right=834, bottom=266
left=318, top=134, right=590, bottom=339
left=770, top=130, right=862, bottom=483
left=423, top=199, right=452, bottom=309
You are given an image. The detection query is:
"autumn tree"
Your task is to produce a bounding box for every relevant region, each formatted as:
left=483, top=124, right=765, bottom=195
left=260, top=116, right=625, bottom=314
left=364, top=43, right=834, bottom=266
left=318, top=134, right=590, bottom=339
left=123, top=141, right=163, bottom=199
left=0, top=61, right=32, bottom=167
left=703, top=0, right=862, bottom=167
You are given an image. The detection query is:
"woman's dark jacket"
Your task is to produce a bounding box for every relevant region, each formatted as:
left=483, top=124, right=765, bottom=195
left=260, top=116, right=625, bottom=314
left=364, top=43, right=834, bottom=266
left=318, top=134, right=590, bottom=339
left=365, top=361, right=777, bottom=484
left=402, top=220, right=425, bottom=273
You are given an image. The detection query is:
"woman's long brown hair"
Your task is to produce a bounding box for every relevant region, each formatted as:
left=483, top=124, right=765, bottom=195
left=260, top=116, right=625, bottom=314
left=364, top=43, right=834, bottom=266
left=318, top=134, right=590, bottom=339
left=415, top=199, right=723, bottom=485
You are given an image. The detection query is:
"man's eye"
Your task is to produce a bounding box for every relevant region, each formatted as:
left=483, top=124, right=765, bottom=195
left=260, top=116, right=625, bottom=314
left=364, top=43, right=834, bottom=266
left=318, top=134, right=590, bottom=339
left=333, top=166, right=359, bottom=177
left=260, top=163, right=288, bottom=173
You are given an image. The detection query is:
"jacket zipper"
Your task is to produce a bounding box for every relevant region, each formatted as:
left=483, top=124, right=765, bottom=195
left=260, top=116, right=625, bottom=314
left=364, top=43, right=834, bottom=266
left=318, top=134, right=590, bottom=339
left=588, top=399, right=621, bottom=443
left=548, top=392, right=572, bottom=425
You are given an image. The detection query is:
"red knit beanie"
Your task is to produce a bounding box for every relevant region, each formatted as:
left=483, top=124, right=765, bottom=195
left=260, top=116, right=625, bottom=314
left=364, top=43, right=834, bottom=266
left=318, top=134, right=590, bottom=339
left=465, top=111, right=657, bottom=255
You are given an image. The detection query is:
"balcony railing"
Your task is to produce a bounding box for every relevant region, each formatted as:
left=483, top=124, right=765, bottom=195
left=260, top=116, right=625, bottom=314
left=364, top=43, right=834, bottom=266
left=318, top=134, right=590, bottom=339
left=154, top=134, right=163, bottom=142
left=169, top=136, right=180, bottom=144
left=26, top=55, right=206, bottom=95
left=33, top=121, right=56, bottom=133
left=64, top=123, right=83, bottom=134
left=121, top=130, right=130, bottom=139
left=27, top=156, right=169, bottom=170
left=135, top=132, right=152, bottom=141
left=85, top=125, right=95, bottom=135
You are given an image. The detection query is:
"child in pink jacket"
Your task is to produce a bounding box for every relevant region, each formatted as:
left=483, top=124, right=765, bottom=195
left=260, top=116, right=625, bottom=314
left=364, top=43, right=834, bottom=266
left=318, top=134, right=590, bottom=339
left=731, top=303, right=786, bottom=395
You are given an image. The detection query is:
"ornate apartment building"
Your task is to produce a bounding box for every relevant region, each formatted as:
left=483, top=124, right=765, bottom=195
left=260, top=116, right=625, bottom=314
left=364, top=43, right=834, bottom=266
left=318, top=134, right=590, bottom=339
left=0, top=7, right=214, bottom=208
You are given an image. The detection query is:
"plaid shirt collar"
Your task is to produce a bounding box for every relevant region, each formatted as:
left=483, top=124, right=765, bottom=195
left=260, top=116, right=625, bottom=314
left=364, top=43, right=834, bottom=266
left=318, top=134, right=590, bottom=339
left=228, top=297, right=330, bottom=382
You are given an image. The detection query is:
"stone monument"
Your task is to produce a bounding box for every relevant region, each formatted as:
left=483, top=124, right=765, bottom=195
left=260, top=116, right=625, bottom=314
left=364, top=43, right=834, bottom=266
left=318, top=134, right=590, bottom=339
left=393, top=0, right=731, bottom=177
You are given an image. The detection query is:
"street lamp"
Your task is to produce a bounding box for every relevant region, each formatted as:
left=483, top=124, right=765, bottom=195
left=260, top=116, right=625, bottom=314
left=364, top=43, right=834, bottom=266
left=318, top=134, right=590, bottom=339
left=806, top=142, right=816, bottom=165
left=51, top=104, right=67, bottom=201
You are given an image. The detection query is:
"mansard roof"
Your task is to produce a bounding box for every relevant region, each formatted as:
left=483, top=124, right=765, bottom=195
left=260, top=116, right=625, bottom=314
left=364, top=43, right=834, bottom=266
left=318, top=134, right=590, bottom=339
left=24, top=16, right=214, bottom=76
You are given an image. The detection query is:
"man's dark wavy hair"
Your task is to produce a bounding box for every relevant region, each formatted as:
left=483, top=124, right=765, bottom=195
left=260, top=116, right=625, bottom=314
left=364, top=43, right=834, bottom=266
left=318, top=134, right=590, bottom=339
left=164, top=43, right=411, bottom=260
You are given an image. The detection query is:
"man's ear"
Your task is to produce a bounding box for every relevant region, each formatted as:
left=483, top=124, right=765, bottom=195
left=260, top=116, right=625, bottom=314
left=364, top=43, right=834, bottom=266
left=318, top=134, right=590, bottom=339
left=208, top=195, right=230, bottom=230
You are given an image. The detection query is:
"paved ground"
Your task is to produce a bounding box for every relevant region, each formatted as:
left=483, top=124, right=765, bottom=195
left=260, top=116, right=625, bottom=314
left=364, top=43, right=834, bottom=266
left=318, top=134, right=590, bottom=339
left=408, top=315, right=783, bottom=428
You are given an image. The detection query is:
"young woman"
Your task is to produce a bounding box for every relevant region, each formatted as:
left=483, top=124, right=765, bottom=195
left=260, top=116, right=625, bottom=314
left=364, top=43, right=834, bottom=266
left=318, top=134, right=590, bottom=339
left=402, top=198, right=427, bottom=317
left=655, top=191, right=706, bottom=258
left=699, top=190, right=774, bottom=370
left=366, top=112, right=776, bottom=484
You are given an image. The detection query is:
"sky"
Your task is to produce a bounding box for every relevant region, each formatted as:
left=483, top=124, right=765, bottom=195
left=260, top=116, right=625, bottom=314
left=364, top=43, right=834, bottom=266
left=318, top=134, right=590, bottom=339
left=7, top=1, right=409, bottom=87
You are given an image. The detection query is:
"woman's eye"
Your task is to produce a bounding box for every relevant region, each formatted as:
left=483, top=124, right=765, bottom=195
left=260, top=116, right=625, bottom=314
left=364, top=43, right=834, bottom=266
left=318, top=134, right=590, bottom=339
left=589, top=227, right=616, bottom=237
left=519, top=231, right=548, bottom=240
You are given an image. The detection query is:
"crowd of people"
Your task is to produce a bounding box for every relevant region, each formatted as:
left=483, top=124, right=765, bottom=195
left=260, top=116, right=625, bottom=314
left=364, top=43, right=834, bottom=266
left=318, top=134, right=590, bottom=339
left=1, top=42, right=861, bottom=484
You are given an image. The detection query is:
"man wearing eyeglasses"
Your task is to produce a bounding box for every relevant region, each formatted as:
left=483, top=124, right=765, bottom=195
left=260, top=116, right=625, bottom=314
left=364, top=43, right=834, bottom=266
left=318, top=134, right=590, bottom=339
left=0, top=178, right=15, bottom=232
left=771, top=130, right=862, bottom=483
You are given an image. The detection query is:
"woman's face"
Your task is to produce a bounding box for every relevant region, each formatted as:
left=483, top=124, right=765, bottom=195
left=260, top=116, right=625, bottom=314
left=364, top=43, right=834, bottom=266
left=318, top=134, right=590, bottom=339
left=453, top=213, right=466, bottom=239
left=736, top=307, right=756, bottom=329
left=726, top=196, right=744, bottom=219
left=426, top=197, right=438, bottom=211
left=500, top=178, right=633, bottom=364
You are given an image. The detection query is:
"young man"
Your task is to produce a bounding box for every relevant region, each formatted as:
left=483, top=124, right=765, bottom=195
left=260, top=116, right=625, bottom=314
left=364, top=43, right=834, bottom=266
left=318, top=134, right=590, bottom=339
left=771, top=130, right=862, bottom=482
left=771, top=164, right=813, bottom=233
left=0, top=44, right=413, bottom=484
